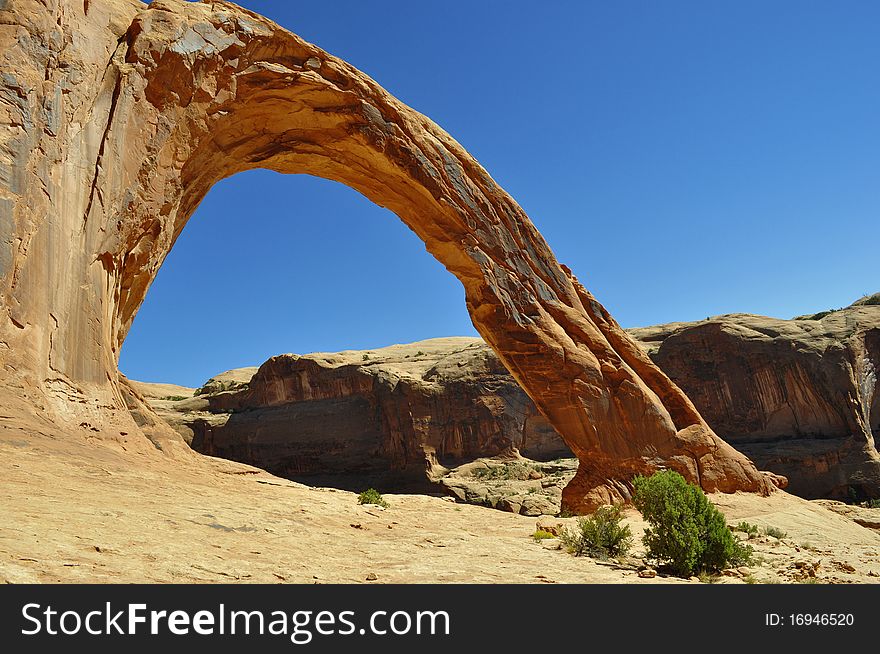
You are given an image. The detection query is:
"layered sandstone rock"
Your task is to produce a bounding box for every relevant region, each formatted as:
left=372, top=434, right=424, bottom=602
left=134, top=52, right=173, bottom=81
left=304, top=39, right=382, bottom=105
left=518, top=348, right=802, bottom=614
left=143, top=302, right=880, bottom=503
left=630, top=302, right=880, bottom=499
left=140, top=338, right=569, bottom=492
left=0, top=0, right=778, bottom=511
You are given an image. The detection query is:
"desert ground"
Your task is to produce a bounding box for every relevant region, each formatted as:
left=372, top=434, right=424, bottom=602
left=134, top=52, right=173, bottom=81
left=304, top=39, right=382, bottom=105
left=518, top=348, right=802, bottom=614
left=3, top=418, right=878, bottom=584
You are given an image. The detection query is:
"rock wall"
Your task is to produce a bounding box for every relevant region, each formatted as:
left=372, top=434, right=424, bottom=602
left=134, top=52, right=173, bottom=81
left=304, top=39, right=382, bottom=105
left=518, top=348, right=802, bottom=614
left=150, top=338, right=569, bottom=491
left=630, top=305, right=880, bottom=499
left=0, top=0, right=779, bottom=511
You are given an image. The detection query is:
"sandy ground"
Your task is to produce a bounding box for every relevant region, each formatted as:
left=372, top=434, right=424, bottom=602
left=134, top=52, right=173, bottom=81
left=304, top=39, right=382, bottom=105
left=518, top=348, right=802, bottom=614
left=2, top=423, right=878, bottom=584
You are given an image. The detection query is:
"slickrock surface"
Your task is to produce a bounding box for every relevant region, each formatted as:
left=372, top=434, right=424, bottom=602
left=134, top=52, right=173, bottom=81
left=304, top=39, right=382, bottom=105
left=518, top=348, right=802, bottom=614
left=0, top=0, right=778, bottom=511
left=1, top=426, right=876, bottom=584
left=630, top=302, right=880, bottom=499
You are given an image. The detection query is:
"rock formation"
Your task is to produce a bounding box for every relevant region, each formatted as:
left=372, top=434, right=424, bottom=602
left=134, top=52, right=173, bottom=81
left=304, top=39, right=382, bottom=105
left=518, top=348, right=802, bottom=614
left=0, top=0, right=780, bottom=511
left=630, top=301, right=880, bottom=500
left=134, top=338, right=569, bottom=492
left=140, top=300, right=880, bottom=503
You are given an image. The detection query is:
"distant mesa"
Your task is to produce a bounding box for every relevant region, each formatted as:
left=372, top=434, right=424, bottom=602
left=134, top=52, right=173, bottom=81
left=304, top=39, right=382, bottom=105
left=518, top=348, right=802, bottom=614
left=137, top=295, right=880, bottom=510
left=631, top=296, right=880, bottom=501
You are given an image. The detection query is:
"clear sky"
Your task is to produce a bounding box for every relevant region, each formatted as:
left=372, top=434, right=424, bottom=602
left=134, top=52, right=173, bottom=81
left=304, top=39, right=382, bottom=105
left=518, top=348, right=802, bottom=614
left=120, top=0, right=880, bottom=387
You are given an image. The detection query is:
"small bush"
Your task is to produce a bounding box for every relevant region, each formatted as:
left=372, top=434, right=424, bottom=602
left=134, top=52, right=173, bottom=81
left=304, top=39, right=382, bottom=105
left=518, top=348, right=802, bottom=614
left=558, top=505, right=632, bottom=559
left=854, top=292, right=880, bottom=306
left=632, top=470, right=739, bottom=577
left=471, top=463, right=538, bottom=481
left=866, top=499, right=880, bottom=509
left=357, top=488, right=388, bottom=508
left=762, top=525, right=787, bottom=539
left=730, top=540, right=754, bottom=567
left=532, top=530, right=555, bottom=542
left=163, top=395, right=188, bottom=402
left=362, top=354, right=370, bottom=361
left=734, top=521, right=759, bottom=537
left=697, top=571, right=719, bottom=584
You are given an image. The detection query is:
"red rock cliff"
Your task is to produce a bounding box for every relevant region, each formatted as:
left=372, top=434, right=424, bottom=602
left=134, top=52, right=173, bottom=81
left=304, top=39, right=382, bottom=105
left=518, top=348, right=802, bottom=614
left=630, top=303, right=880, bottom=499
left=0, top=0, right=780, bottom=510
left=180, top=338, right=568, bottom=490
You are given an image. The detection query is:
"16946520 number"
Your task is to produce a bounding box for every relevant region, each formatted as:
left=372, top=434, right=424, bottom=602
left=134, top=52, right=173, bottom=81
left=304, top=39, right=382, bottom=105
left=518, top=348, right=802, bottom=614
left=765, top=613, right=854, bottom=627
left=791, top=613, right=853, bottom=626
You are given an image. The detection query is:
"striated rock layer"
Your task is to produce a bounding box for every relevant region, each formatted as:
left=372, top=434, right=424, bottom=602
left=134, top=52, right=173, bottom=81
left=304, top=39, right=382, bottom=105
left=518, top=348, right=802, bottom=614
left=143, top=338, right=569, bottom=492
left=0, top=0, right=779, bottom=511
left=630, top=303, right=880, bottom=500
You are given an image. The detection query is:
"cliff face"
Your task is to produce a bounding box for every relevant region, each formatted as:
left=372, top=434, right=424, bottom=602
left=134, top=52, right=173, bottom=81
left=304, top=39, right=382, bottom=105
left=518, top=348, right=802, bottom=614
left=630, top=304, right=880, bottom=499
left=141, top=303, right=880, bottom=501
left=165, top=338, right=569, bottom=491
left=0, top=0, right=777, bottom=511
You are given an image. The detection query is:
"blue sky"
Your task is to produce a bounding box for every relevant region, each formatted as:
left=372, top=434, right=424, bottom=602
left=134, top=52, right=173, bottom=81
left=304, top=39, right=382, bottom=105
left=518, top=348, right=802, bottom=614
left=121, top=0, right=880, bottom=386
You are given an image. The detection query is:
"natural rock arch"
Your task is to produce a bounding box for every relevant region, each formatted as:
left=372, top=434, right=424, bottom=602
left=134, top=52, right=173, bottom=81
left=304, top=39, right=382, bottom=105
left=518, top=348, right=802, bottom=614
left=0, top=0, right=782, bottom=511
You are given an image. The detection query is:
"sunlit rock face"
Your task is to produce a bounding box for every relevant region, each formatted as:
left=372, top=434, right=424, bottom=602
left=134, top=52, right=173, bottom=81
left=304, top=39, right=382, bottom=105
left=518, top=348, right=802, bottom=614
left=630, top=303, right=880, bottom=500
left=0, top=0, right=780, bottom=511
left=138, top=338, right=569, bottom=492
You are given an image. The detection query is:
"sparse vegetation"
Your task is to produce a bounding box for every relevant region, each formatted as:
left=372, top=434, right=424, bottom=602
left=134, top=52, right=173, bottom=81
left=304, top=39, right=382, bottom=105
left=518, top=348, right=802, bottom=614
left=470, top=462, right=538, bottom=481
left=762, top=525, right=787, bottom=539
left=865, top=499, right=880, bottom=509
left=731, top=541, right=754, bottom=567
left=853, top=292, right=880, bottom=306
left=734, top=521, right=759, bottom=537
left=415, top=350, right=425, bottom=356
left=795, top=293, right=879, bottom=320
left=162, top=395, right=188, bottom=402
left=362, top=354, right=370, bottom=361
left=632, top=470, right=744, bottom=577
left=558, top=505, right=632, bottom=560
left=532, top=529, right=556, bottom=542
left=697, top=571, right=719, bottom=584
left=743, top=574, right=758, bottom=584
left=797, top=309, right=839, bottom=321
left=357, top=488, right=388, bottom=508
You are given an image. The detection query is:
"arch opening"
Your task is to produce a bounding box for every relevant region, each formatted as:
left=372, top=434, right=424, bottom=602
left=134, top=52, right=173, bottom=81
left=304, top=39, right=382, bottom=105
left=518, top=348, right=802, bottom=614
left=120, top=169, right=480, bottom=388
left=121, top=170, right=566, bottom=495
left=0, top=0, right=780, bottom=512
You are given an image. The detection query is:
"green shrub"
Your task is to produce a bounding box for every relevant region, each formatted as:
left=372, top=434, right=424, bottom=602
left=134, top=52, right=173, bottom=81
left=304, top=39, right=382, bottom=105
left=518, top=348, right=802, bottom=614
left=532, top=530, right=555, bottom=541
left=471, top=463, right=538, bottom=481
left=734, top=521, right=759, bottom=537
left=730, top=540, right=754, bottom=567
left=762, top=525, right=787, bottom=539
left=854, top=292, right=880, bottom=306
left=163, top=395, right=188, bottom=402
left=632, top=470, right=739, bottom=576
left=558, top=505, right=633, bottom=559
left=866, top=499, right=880, bottom=509
left=357, top=488, right=388, bottom=508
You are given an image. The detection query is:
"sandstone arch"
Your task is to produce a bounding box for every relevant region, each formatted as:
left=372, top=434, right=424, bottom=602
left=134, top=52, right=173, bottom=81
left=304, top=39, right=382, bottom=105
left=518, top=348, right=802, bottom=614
left=0, top=0, right=782, bottom=511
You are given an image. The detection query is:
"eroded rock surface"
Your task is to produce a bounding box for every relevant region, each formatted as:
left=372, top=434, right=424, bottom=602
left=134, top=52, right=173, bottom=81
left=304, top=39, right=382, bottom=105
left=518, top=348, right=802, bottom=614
left=0, top=0, right=778, bottom=510
left=139, top=338, right=569, bottom=493
left=630, top=302, right=880, bottom=499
